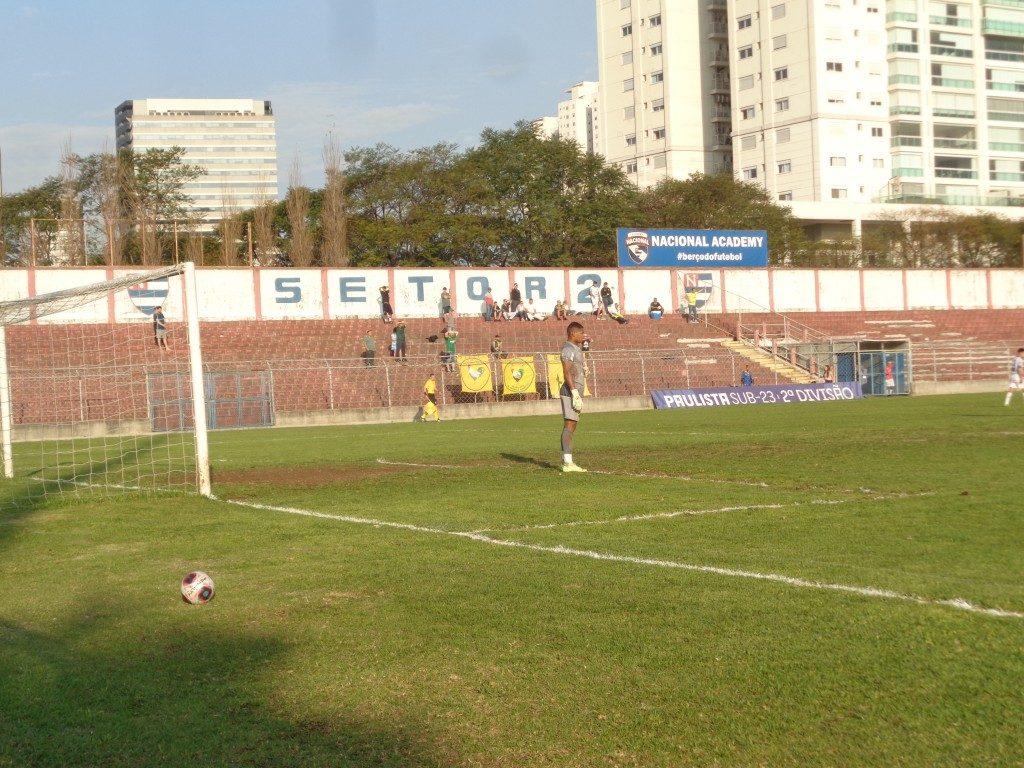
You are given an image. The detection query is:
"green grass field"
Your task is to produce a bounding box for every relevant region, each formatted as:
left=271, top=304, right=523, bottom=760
left=1, top=393, right=1022, bottom=767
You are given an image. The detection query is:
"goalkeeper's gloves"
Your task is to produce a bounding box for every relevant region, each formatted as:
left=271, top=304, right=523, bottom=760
left=570, top=388, right=583, bottom=413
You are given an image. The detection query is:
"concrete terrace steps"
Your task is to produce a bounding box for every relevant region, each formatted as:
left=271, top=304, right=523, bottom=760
left=720, top=340, right=817, bottom=384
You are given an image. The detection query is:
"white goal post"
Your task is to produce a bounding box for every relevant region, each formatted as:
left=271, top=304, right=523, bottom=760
left=0, top=262, right=210, bottom=502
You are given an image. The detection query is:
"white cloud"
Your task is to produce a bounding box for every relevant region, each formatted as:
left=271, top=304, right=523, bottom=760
left=265, top=81, right=452, bottom=189
left=0, top=123, right=112, bottom=193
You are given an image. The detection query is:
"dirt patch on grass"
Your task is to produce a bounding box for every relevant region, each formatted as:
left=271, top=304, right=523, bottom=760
left=214, top=465, right=405, bottom=488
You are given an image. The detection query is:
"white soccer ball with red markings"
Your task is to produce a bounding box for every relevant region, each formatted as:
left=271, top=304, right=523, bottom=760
left=181, top=571, right=215, bottom=604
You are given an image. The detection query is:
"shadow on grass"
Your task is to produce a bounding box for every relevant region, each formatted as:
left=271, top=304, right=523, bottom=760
left=0, top=609, right=452, bottom=768
left=500, top=452, right=559, bottom=470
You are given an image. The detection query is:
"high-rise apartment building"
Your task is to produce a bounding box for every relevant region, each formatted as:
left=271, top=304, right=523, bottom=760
left=115, top=98, right=277, bottom=228
left=596, top=0, right=733, bottom=188
left=558, top=81, right=601, bottom=153
left=595, top=0, right=1024, bottom=233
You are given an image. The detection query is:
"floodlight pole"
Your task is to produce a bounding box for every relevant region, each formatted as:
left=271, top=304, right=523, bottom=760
left=0, top=325, right=12, bottom=479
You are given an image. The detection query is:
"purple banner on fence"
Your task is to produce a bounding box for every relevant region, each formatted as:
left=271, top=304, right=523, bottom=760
left=651, top=382, right=864, bottom=409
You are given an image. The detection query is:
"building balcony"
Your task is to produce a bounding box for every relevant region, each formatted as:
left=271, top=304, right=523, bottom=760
left=934, top=168, right=978, bottom=178
left=929, top=15, right=972, bottom=27
left=711, top=107, right=732, bottom=121
left=891, top=136, right=923, bottom=146
left=890, top=105, right=922, bottom=115
left=888, top=74, right=921, bottom=85
left=990, top=110, right=1024, bottom=121
left=930, top=45, right=973, bottom=57
left=708, top=52, right=730, bottom=65
left=988, top=80, right=1024, bottom=91
left=983, top=19, right=1024, bottom=36
left=706, top=0, right=726, bottom=8
left=887, top=43, right=919, bottom=53
left=933, top=108, right=976, bottom=117
left=708, top=20, right=728, bottom=37
left=932, top=77, right=974, bottom=88
left=892, top=167, right=925, bottom=176
left=874, top=192, right=1024, bottom=206
left=985, top=50, right=1024, bottom=61
left=886, top=11, right=917, bottom=21
left=983, top=0, right=1024, bottom=8
left=989, top=141, right=1024, bottom=151
left=991, top=171, right=1024, bottom=180
left=711, top=76, right=730, bottom=92
left=934, top=138, right=977, bottom=149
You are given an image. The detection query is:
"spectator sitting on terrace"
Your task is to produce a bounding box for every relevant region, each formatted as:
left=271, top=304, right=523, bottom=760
left=526, top=299, right=545, bottom=321
left=554, top=298, right=568, bottom=321
left=490, top=334, right=506, bottom=359
left=514, top=301, right=530, bottom=321
left=501, top=299, right=516, bottom=321
left=648, top=299, right=664, bottom=320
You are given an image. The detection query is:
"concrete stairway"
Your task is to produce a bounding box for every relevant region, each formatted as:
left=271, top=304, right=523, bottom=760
left=720, top=339, right=817, bottom=384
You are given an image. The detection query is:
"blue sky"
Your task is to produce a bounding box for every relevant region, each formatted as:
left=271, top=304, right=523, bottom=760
left=0, top=0, right=597, bottom=194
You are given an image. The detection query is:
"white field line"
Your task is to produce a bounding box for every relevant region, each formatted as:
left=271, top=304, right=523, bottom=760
left=375, top=457, right=931, bottom=498
left=471, top=496, right=883, bottom=534
left=217, top=496, right=1024, bottom=620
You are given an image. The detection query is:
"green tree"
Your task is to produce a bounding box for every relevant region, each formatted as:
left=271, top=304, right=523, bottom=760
left=638, top=173, right=807, bottom=265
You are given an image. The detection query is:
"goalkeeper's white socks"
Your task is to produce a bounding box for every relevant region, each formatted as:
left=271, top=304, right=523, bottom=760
left=1006, top=393, right=1013, bottom=406
left=563, top=453, right=572, bottom=464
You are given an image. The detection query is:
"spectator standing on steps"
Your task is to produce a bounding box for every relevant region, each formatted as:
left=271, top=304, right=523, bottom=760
left=443, top=329, right=458, bottom=372
left=686, top=289, right=699, bottom=323
left=380, top=285, right=393, bottom=323
left=394, top=321, right=407, bottom=362
left=484, top=288, right=495, bottom=321
left=440, top=287, right=452, bottom=317
left=153, top=305, right=169, bottom=349
left=740, top=367, right=754, bottom=386
left=362, top=330, right=376, bottom=367
left=588, top=280, right=602, bottom=316
left=600, top=282, right=614, bottom=318
left=509, top=283, right=522, bottom=315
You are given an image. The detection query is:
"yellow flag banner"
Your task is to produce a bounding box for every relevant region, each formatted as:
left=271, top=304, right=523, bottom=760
left=458, top=354, right=493, bottom=393
left=502, top=357, right=537, bottom=396
left=545, top=354, right=590, bottom=397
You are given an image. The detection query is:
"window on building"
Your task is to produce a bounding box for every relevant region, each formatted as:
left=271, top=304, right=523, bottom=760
left=624, top=105, right=635, bottom=119
left=827, top=95, right=845, bottom=103
left=650, top=42, right=662, bottom=55
left=772, top=4, right=786, bottom=19
left=830, top=156, right=847, bottom=166
left=778, top=160, right=792, bottom=173
left=622, top=24, right=632, bottom=36
left=650, top=14, right=662, bottom=26
left=738, top=14, right=752, bottom=29
left=653, top=153, right=667, bottom=168
left=739, top=45, right=754, bottom=59
left=870, top=98, right=882, bottom=106
left=742, top=166, right=758, bottom=180
left=739, top=75, right=755, bottom=90
left=867, top=5, right=879, bottom=11
left=742, top=135, right=757, bottom=150
left=871, top=126, right=883, bottom=136
left=775, top=98, right=790, bottom=111
left=774, top=67, right=789, bottom=81
left=626, top=134, right=637, bottom=146
left=777, top=127, right=791, bottom=142
left=626, top=161, right=638, bottom=173
left=779, top=191, right=793, bottom=200
left=620, top=0, right=630, bottom=8
left=773, top=34, right=787, bottom=50
left=827, top=61, right=843, bottom=71
left=653, top=127, right=666, bottom=139
left=741, top=105, right=756, bottom=119
left=622, top=51, right=633, bottom=65
left=873, top=158, right=885, bottom=168
left=652, top=98, right=665, bottom=112
left=831, top=188, right=848, bottom=198
left=651, top=70, right=664, bottom=84
left=624, top=78, right=634, bottom=91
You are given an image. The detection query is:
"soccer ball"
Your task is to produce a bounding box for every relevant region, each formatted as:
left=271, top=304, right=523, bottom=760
left=181, top=571, right=215, bottom=604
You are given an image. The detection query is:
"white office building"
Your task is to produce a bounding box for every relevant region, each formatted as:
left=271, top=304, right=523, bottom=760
left=595, top=0, right=1024, bottom=235
left=558, top=81, right=601, bottom=153
left=115, top=98, right=277, bottom=229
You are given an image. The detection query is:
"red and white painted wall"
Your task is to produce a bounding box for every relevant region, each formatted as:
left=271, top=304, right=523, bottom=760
left=0, top=266, right=1022, bottom=324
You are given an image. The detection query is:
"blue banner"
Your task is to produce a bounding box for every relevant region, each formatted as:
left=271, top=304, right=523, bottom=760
left=618, top=228, right=768, bottom=268
left=651, top=382, right=863, bottom=409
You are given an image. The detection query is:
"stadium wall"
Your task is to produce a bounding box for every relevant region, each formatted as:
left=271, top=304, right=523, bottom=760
left=1, top=267, right=1022, bottom=324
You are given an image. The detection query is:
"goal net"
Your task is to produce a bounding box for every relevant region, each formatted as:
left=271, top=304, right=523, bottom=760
left=0, top=262, right=210, bottom=506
